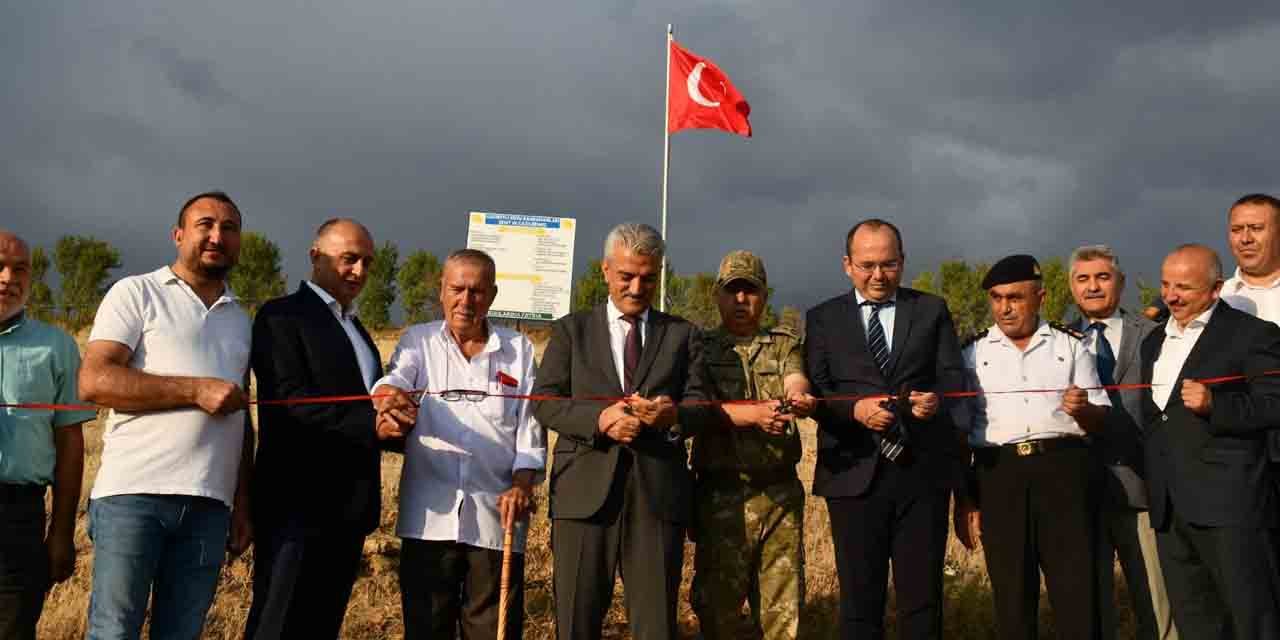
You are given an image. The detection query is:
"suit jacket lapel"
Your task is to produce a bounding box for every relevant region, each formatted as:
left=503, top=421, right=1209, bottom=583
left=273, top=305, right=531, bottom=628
left=1174, top=304, right=1229, bottom=382
left=298, top=283, right=373, bottom=389
left=1141, top=326, right=1164, bottom=419
left=592, top=304, right=624, bottom=395
left=632, top=310, right=668, bottom=395
left=884, top=290, right=913, bottom=378
left=1113, top=309, right=1142, bottom=383
left=844, top=291, right=870, bottom=357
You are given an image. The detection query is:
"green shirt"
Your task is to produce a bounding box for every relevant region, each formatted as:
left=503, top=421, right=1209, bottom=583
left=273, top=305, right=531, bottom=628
left=692, top=326, right=805, bottom=475
left=0, top=313, right=96, bottom=485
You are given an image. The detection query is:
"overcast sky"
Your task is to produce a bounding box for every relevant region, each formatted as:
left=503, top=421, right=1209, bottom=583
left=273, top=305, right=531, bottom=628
left=5, top=1, right=1279, bottom=311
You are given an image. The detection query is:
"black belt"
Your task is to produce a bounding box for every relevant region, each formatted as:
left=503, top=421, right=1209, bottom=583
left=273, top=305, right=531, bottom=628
left=0, top=483, right=45, bottom=502
left=974, top=437, right=1086, bottom=465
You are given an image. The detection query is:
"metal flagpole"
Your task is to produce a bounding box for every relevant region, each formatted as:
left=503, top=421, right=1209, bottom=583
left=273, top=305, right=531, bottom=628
left=659, top=23, right=673, bottom=312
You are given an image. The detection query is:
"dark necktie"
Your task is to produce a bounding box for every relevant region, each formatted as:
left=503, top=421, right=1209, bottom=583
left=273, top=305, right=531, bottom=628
left=621, top=315, right=642, bottom=394
left=865, top=301, right=906, bottom=460
left=1089, top=322, right=1118, bottom=403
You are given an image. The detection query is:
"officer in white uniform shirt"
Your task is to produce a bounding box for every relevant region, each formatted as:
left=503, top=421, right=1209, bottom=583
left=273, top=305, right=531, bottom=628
left=953, top=254, right=1111, bottom=640
left=1223, top=193, right=1280, bottom=323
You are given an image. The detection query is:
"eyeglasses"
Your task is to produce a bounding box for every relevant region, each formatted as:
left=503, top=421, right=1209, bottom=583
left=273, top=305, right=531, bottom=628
left=438, top=389, right=488, bottom=402
left=851, top=261, right=902, bottom=275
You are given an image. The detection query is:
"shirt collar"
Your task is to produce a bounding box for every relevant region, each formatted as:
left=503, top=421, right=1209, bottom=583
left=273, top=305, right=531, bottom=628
left=306, top=280, right=355, bottom=320
left=1082, top=309, right=1123, bottom=334
left=158, top=266, right=237, bottom=304
left=1165, top=301, right=1217, bottom=337
left=435, top=319, right=502, bottom=356
left=1226, top=267, right=1280, bottom=292
left=0, top=310, right=26, bottom=335
left=853, top=289, right=897, bottom=307
left=989, top=320, right=1051, bottom=345
left=606, top=296, right=650, bottom=324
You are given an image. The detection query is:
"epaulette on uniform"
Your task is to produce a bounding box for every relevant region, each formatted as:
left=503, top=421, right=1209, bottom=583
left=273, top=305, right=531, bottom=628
left=961, top=329, right=989, bottom=349
left=1049, top=321, right=1085, bottom=340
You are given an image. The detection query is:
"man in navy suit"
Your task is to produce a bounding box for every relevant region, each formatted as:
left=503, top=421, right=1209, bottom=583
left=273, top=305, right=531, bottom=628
left=805, top=218, right=968, bottom=639
left=1142, top=244, right=1280, bottom=638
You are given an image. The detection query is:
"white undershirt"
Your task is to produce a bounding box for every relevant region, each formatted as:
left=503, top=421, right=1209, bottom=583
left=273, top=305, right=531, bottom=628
left=1151, top=303, right=1217, bottom=411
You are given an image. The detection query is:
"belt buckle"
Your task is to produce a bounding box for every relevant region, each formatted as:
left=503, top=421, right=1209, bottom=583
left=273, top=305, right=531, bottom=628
left=1015, top=441, right=1035, bottom=456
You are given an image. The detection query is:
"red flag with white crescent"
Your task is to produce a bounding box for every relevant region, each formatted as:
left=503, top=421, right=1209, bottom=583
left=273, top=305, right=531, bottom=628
left=667, top=40, right=752, bottom=137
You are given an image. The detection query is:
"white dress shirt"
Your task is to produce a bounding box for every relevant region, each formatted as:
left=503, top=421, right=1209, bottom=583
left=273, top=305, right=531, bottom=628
left=1151, top=303, right=1217, bottom=411
left=373, top=321, right=546, bottom=553
left=305, top=281, right=378, bottom=391
left=962, top=321, right=1111, bottom=446
left=1222, top=267, right=1280, bottom=325
left=1081, top=311, right=1124, bottom=359
left=854, top=290, right=896, bottom=350
left=606, top=297, right=649, bottom=392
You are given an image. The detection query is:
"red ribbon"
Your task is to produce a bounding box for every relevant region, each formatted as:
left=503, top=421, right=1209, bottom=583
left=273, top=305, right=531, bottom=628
left=3, top=370, right=1278, bottom=412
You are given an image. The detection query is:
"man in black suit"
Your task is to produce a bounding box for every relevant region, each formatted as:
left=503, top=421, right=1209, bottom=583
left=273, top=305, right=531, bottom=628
left=1142, top=243, right=1280, bottom=638
left=805, top=218, right=967, bottom=639
left=244, top=218, right=395, bottom=639
left=532, top=223, right=711, bottom=640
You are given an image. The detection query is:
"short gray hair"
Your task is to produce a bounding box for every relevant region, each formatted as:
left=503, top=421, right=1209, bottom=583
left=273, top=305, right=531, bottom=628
left=603, top=223, right=665, bottom=262
left=1068, top=244, right=1124, bottom=278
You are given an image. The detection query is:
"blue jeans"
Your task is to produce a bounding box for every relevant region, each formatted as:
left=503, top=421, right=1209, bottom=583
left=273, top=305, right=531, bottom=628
left=87, top=494, right=230, bottom=640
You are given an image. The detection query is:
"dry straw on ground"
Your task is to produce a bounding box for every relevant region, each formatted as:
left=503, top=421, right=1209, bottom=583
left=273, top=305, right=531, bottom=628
left=36, top=328, right=1136, bottom=639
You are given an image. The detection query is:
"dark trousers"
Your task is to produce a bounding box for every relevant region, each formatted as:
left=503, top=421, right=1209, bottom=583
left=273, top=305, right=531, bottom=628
left=552, top=451, right=684, bottom=640
left=243, top=521, right=366, bottom=640
left=825, top=460, right=950, bottom=640
left=400, top=539, right=524, bottom=640
left=976, top=444, right=1100, bottom=640
left=0, top=485, right=47, bottom=640
left=1097, top=500, right=1158, bottom=640
left=1155, top=502, right=1280, bottom=639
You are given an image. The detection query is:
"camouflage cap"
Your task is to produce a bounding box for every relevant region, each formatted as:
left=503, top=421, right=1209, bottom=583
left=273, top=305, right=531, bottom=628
left=715, top=250, right=768, bottom=291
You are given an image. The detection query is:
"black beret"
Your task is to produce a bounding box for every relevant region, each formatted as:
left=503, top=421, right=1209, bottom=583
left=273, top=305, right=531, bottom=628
left=981, top=254, right=1042, bottom=290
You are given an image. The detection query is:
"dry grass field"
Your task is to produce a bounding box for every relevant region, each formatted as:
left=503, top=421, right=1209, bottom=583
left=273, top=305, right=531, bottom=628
left=32, top=328, right=1136, bottom=639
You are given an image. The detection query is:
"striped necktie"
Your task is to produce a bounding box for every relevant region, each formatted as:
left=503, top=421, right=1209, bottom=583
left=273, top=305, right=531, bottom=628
left=865, top=300, right=906, bottom=460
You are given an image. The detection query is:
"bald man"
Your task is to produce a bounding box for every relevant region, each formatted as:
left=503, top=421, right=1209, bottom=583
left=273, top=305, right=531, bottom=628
left=1141, top=244, right=1280, bottom=638
left=0, top=231, right=93, bottom=639
left=244, top=218, right=392, bottom=639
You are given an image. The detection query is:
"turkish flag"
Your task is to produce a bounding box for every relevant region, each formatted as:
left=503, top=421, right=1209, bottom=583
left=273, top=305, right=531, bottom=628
left=668, top=40, right=751, bottom=137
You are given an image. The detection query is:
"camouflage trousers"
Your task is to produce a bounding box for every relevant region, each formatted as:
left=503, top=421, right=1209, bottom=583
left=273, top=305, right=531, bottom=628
left=691, top=473, right=805, bottom=640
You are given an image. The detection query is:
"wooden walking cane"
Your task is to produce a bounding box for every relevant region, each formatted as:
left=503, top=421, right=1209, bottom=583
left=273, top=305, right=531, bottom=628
left=497, top=525, right=515, bottom=640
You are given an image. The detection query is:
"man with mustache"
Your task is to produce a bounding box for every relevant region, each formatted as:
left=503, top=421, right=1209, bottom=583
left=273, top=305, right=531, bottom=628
left=691, top=250, right=816, bottom=640
left=244, top=218, right=389, bottom=639
left=954, top=254, right=1110, bottom=639
left=1067, top=245, right=1174, bottom=640
left=0, top=231, right=95, bottom=639
left=1140, top=244, right=1280, bottom=637
left=372, top=249, right=546, bottom=640
left=533, top=223, right=712, bottom=640
left=80, top=192, right=255, bottom=639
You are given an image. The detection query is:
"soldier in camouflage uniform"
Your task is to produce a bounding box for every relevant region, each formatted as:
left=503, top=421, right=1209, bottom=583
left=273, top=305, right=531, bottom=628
left=691, top=251, right=817, bottom=640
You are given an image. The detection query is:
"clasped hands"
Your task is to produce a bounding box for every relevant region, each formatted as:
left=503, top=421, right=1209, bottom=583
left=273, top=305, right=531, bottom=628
left=742, top=391, right=817, bottom=436
left=372, top=384, right=419, bottom=440
left=853, top=391, right=939, bottom=431
left=597, top=395, right=678, bottom=444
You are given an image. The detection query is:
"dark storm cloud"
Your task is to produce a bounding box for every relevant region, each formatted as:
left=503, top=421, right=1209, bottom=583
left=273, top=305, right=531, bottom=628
left=4, top=1, right=1280, bottom=310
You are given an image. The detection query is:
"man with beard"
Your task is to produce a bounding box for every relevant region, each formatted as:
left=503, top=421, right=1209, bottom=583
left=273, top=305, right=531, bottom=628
left=80, top=191, right=255, bottom=639
left=0, top=231, right=95, bottom=639
left=244, top=218, right=390, bottom=639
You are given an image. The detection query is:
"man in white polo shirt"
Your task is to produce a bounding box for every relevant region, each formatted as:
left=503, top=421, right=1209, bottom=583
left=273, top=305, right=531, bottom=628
left=374, top=249, right=545, bottom=640
left=79, top=191, right=254, bottom=640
